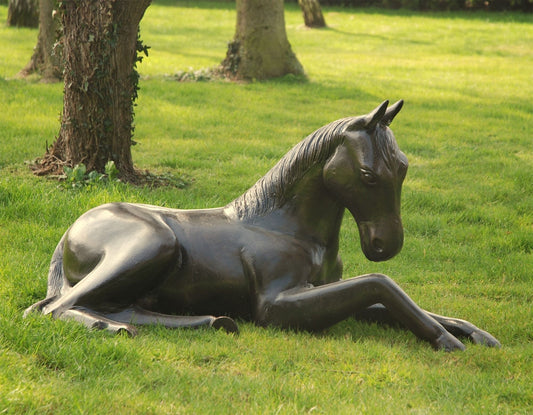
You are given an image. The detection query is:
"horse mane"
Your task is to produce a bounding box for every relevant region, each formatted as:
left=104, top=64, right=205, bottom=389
left=228, top=116, right=359, bottom=220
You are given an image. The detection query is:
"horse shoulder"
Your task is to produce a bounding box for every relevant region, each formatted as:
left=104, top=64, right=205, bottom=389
left=240, top=232, right=328, bottom=294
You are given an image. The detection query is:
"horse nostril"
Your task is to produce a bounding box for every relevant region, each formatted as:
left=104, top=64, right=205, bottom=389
left=372, top=238, right=384, bottom=253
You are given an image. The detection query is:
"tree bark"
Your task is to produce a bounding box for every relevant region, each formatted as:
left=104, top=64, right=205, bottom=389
left=18, top=0, right=61, bottom=81
left=221, top=0, right=304, bottom=80
left=33, top=0, right=151, bottom=181
left=7, top=0, right=38, bottom=28
left=298, top=0, right=326, bottom=28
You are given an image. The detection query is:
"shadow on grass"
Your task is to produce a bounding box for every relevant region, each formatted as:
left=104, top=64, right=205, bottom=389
left=153, top=0, right=532, bottom=23
left=152, top=0, right=236, bottom=11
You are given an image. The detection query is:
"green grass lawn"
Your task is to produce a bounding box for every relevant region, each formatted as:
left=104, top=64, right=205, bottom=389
left=1, top=1, right=532, bottom=413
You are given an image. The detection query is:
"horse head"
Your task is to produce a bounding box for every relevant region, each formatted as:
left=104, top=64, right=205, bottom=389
left=323, top=100, right=408, bottom=262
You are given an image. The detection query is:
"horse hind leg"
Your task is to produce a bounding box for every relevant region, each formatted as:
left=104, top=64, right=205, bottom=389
left=23, top=299, right=138, bottom=336
left=36, top=252, right=239, bottom=335
left=28, top=225, right=239, bottom=336
left=56, top=306, right=240, bottom=336
left=31, top=304, right=238, bottom=337
left=60, top=306, right=138, bottom=336
left=104, top=306, right=239, bottom=334
left=23, top=296, right=57, bottom=318
left=41, top=226, right=179, bottom=319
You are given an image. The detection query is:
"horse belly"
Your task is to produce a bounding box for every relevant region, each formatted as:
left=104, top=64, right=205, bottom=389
left=151, top=237, right=252, bottom=317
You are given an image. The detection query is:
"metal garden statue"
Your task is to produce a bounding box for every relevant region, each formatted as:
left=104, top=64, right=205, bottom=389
left=25, top=101, right=500, bottom=351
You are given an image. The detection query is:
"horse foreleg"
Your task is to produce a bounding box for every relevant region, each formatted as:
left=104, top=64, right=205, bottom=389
left=104, top=306, right=239, bottom=334
left=257, top=273, right=465, bottom=351
left=425, top=311, right=500, bottom=347
left=354, top=304, right=500, bottom=347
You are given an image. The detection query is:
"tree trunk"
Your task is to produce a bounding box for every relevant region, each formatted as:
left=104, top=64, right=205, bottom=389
left=221, top=0, right=304, bottom=81
left=18, top=0, right=61, bottom=81
left=298, top=0, right=326, bottom=28
left=33, top=0, right=151, bottom=181
left=7, top=0, right=38, bottom=28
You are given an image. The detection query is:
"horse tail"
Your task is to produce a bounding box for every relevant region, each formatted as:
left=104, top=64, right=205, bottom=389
left=23, top=233, right=68, bottom=317
left=45, top=232, right=68, bottom=298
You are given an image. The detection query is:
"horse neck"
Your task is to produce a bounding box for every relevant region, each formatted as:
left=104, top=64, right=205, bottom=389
left=226, top=133, right=346, bottom=245
left=277, top=163, right=345, bottom=246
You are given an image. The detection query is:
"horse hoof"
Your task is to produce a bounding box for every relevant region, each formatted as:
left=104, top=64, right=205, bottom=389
left=23, top=305, right=38, bottom=318
left=115, top=326, right=137, bottom=338
left=434, top=332, right=466, bottom=352
left=470, top=330, right=501, bottom=348
left=91, top=320, right=109, bottom=330
left=210, top=316, right=239, bottom=334
left=23, top=297, right=56, bottom=318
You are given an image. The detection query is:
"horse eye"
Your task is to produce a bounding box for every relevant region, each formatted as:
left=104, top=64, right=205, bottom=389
left=360, top=169, right=377, bottom=186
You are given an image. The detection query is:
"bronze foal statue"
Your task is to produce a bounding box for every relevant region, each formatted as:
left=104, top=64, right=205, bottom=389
left=25, top=100, right=500, bottom=351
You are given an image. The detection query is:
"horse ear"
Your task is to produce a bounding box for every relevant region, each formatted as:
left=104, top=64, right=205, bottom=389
left=381, top=100, right=404, bottom=126
left=346, top=100, right=389, bottom=131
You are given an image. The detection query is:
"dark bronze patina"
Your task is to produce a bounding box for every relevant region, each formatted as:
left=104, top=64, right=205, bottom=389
left=25, top=101, right=500, bottom=351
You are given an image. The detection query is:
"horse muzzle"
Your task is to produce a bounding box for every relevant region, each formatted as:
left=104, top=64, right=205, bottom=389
left=358, top=220, right=404, bottom=262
